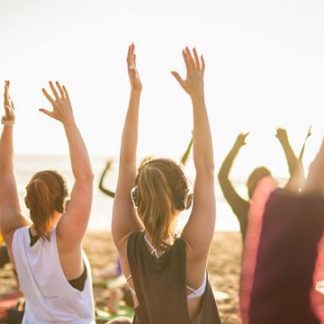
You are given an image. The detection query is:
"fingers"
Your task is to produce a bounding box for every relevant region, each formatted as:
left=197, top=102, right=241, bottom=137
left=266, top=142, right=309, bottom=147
left=56, top=81, right=65, bottom=99
left=10, top=99, right=15, bottom=111
left=201, top=55, right=205, bottom=72
left=127, top=43, right=135, bottom=68
left=193, top=48, right=200, bottom=70
left=43, top=81, right=68, bottom=105
left=171, top=71, right=184, bottom=87
left=4, top=80, right=10, bottom=107
left=39, top=108, right=54, bottom=118
left=182, top=47, right=205, bottom=72
left=42, top=88, right=55, bottom=105
left=182, top=49, right=193, bottom=71
left=62, top=85, right=70, bottom=100
left=49, top=81, right=60, bottom=100
left=185, top=47, right=195, bottom=70
left=47, top=81, right=67, bottom=100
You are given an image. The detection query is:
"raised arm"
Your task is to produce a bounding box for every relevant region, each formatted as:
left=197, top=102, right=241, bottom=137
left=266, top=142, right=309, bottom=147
left=180, top=133, right=193, bottom=165
left=0, top=81, right=29, bottom=248
left=172, top=47, right=215, bottom=258
left=218, top=133, right=250, bottom=221
left=98, top=160, right=115, bottom=198
left=276, top=128, right=306, bottom=191
left=112, top=44, right=144, bottom=251
left=39, top=82, right=93, bottom=247
left=276, top=128, right=299, bottom=177
left=299, top=125, right=312, bottom=162
left=288, top=125, right=312, bottom=192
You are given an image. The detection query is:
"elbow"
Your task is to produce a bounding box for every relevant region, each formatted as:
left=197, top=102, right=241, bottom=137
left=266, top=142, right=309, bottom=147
left=195, top=160, right=215, bottom=177
left=86, top=172, right=95, bottom=182
left=77, top=171, right=94, bottom=183
left=218, top=169, right=225, bottom=181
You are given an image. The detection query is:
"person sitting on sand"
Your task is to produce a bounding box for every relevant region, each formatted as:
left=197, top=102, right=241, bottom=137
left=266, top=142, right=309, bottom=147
left=110, top=44, right=220, bottom=324
left=218, top=127, right=311, bottom=241
left=0, top=81, right=95, bottom=323
left=0, top=231, right=10, bottom=268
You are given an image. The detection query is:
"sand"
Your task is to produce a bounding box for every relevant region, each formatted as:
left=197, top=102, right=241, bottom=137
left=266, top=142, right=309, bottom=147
left=0, top=231, right=242, bottom=324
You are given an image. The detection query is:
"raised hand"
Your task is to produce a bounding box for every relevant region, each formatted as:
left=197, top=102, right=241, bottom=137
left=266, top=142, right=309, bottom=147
left=275, top=128, right=288, bottom=142
left=127, top=44, right=142, bottom=92
left=235, top=132, right=249, bottom=147
left=305, top=124, right=312, bottom=140
left=104, top=159, right=113, bottom=171
left=171, top=47, right=205, bottom=98
left=39, top=81, right=74, bottom=125
left=3, top=81, right=15, bottom=123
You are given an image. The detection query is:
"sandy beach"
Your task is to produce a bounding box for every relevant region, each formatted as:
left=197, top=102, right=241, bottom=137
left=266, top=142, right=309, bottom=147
left=0, top=231, right=242, bottom=324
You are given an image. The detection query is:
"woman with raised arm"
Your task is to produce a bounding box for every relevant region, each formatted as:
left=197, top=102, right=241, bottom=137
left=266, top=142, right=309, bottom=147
left=0, top=81, right=95, bottom=323
left=111, top=44, right=220, bottom=324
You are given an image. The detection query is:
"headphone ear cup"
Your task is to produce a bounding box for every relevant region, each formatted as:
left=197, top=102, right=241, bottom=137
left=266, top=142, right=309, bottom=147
left=179, top=190, right=193, bottom=210
left=185, top=193, right=193, bottom=209
left=131, top=187, right=139, bottom=208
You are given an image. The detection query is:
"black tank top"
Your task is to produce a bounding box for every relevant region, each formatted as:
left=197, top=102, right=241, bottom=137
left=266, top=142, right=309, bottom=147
left=127, top=231, right=221, bottom=324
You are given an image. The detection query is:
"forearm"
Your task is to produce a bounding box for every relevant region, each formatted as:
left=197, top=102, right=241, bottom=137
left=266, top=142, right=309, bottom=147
left=218, top=144, right=241, bottom=179
left=99, top=167, right=109, bottom=189
left=191, top=94, right=214, bottom=173
left=279, top=138, right=297, bottom=176
left=99, top=171, right=115, bottom=197
left=119, top=90, right=141, bottom=169
left=63, top=121, right=93, bottom=182
left=0, top=127, right=14, bottom=175
left=180, top=136, right=193, bottom=165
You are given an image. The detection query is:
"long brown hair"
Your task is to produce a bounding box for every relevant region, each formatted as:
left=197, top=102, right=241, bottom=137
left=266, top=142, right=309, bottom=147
left=135, top=158, right=191, bottom=249
left=25, top=170, right=68, bottom=240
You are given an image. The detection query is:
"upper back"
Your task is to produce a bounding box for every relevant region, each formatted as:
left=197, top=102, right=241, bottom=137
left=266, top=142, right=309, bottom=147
left=127, top=231, right=221, bottom=324
left=127, top=231, right=192, bottom=324
left=12, top=226, right=94, bottom=323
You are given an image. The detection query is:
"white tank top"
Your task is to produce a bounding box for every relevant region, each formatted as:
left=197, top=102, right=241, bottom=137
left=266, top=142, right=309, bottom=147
left=12, top=226, right=95, bottom=324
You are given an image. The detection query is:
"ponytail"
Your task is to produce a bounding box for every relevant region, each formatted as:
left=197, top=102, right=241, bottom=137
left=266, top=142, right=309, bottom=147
left=137, top=166, right=174, bottom=249
left=135, top=158, right=191, bottom=249
left=25, top=170, right=68, bottom=240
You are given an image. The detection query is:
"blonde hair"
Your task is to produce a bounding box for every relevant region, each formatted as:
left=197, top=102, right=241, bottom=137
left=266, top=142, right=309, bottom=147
left=135, top=158, right=190, bottom=248
left=25, top=170, right=68, bottom=240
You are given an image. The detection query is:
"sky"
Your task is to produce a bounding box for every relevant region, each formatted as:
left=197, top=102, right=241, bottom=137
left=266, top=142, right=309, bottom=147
left=0, top=0, right=324, bottom=181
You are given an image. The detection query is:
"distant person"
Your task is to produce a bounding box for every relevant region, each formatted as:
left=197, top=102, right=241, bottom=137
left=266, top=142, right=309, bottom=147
left=0, top=81, right=95, bottom=323
left=0, top=230, right=10, bottom=268
left=240, top=136, right=324, bottom=324
left=218, top=127, right=311, bottom=241
left=110, top=44, right=220, bottom=324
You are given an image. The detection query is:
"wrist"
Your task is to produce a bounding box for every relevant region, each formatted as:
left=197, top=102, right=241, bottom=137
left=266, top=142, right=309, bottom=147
left=191, top=93, right=205, bottom=105
left=1, top=116, right=15, bottom=126
left=62, top=118, right=76, bottom=128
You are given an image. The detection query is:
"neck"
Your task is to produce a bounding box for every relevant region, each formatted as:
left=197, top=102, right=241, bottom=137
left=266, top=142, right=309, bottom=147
left=30, top=211, right=62, bottom=236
